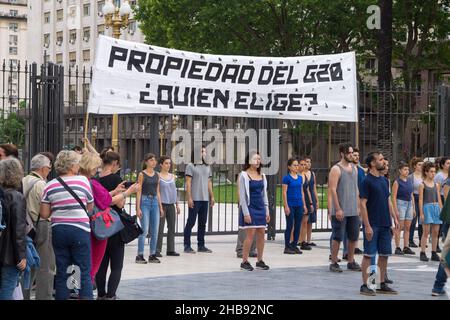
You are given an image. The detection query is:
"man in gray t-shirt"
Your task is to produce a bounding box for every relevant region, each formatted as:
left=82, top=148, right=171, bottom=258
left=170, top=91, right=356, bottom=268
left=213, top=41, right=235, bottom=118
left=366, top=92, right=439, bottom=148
left=183, top=146, right=215, bottom=253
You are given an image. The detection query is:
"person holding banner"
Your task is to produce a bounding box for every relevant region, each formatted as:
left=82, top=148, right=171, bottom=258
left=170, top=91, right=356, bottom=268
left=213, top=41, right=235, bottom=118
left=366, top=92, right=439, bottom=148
left=238, top=151, right=270, bottom=271
left=183, top=146, right=215, bottom=254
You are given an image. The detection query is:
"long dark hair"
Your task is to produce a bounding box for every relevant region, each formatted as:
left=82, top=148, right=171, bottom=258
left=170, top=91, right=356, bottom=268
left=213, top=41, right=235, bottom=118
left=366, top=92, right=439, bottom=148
left=243, top=151, right=261, bottom=175
left=142, top=153, right=156, bottom=170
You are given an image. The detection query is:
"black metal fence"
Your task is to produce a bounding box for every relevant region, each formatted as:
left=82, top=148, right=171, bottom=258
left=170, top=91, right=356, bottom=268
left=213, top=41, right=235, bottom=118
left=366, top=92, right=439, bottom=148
left=1, top=60, right=449, bottom=238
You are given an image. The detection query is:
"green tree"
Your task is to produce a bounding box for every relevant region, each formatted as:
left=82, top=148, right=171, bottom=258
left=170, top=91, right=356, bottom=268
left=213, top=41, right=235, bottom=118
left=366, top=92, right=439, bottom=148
left=0, top=113, right=25, bottom=147
left=393, top=0, right=450, bottom=88
left=135, top=0, right=376, bottom=79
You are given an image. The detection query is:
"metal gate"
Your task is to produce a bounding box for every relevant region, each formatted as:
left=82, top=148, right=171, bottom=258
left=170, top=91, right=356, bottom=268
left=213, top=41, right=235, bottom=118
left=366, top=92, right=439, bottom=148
left=2, top=61, right=449, bottom=237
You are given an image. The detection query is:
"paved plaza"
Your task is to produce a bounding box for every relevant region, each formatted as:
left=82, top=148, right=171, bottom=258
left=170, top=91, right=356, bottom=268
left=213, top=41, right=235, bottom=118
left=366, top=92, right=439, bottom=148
left=113, top=232, right=449, bottom=300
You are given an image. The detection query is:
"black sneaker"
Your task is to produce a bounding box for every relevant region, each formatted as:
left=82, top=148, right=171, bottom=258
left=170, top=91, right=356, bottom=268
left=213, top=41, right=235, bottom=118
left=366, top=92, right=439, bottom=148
left=329, top=262, right=343, bottom=273
left=431, top=251, right=440, bottom=262
left=249, top=251, right=258, bottom=258
left=300, top=242, right=312, bottom=250
left=184, top=247, right=196, bottom=254
left=198, top=246, right=212, bottom=253
left=342, top=254, right=349, bottom=261
left=240, top=261, right=254, bottom=271
left=293, top=247, right=303, bottom=254
left=431, top=289, right=447, bottom=296
left=135, top=255, right=147, bottom=264
left=376, top=283, right=398, bottom=295
left=360, top=284, right=376, bottom=296
left=308, top=242, right=317, bottom=246
left=256, top=260, right=270, bottom=270
left=148, top=255, right=161, bottom=263
left=284, top=247, right=296, bottom=254
left=155, top=252, right=163, bottom=258
left=395, top=247, right=404, bottom=255
left=409, top=241, right=418, bottom=248
left=347, top=261, right=362, bottom=271
left=436, top=246, right=442, bottom=253
left=403, top=247, right=415, bottom=255
left=166, top=251, right=180, bottom=256
left=384, top=275, right=394, bottom=284
left=354, top=248, right=363, bottom=255
left=420, top=252, right=429, bottom=262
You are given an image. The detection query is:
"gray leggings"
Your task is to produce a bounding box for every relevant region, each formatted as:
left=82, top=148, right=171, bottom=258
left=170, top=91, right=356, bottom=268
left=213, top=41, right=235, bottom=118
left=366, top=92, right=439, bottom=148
left=157, top=203, right=176, bottom=253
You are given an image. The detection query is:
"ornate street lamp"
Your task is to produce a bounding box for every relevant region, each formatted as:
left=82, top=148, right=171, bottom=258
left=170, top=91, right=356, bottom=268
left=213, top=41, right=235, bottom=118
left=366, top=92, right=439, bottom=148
left=103, top=0, right=132, bottom=152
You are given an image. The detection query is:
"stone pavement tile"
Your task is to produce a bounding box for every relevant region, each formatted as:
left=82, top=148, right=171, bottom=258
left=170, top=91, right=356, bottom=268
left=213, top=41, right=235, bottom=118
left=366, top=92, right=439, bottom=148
left=116, top=262, right=449, bottom=300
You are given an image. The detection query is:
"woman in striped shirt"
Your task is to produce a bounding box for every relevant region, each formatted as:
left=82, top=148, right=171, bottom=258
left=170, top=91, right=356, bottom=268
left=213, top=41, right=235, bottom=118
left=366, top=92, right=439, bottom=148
left=40, top=150, right=94, bottom=300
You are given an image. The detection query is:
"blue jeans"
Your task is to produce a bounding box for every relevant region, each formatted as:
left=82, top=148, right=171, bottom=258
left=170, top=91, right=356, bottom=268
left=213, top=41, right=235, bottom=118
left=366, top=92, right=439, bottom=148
left=432, top=263, right=448, bottom=293
left=0, top=266, right=20, bottom=300
left=184, top=201, right=209, bottom=249
left=52, top=225, right=93, bottom=300
left=285, top=206, right=303, bottom=248
left=138, top=195, right=160, bottom=256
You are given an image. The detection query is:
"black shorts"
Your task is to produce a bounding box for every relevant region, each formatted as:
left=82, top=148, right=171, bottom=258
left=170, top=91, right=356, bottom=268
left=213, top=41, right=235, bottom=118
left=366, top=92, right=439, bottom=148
left=331, top=215, right=360, bottom=242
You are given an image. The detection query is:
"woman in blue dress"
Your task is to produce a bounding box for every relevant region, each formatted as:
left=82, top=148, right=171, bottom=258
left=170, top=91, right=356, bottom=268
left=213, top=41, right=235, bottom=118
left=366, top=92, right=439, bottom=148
left=238, top=151, right=270, bottom=271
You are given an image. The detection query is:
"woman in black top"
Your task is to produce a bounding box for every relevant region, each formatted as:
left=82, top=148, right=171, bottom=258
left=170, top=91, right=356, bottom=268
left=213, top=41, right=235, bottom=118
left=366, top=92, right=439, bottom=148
left=95, top=151, right=127, bottom=300
left=0, top=158, right=27, bottom=300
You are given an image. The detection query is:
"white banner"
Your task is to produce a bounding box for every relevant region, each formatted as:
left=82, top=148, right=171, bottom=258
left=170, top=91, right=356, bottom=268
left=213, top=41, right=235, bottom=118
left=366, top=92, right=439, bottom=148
left=88, top=36, right=358, bottom=122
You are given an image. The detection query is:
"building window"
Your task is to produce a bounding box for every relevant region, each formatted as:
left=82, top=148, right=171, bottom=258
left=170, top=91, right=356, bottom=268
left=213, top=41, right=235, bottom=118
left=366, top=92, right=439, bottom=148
left=44, top=54, right=50, bottom=63
left=9, top=35, right=18, bottom=46
left=57, top=9, right=63, bottom=21
left=97, top=24, right=105, bottom=36
left=128, top=21, right=136, bottom=35
left=69, top=85, right=76, bottom=105
left=69, top=29, right=77, bottom=44
left=69, top=51, right=76, bottom=67
left=83, top=3, right=90, bottom=16
left=9, top=59, right=18, bottom=69
left=83, top=27, right=90, bottom=41
left=365, top=58, right=376, bottom=71
left=83, top=83, right=90, bottom=103
left=83, top=50, right=90, bottom=62
left=97, top=1, right=105, bottom=16
left=56, top=31, right=63, bottom=45
left=9, top=10, right=18, bottom=17
left=9, top=47, right=18, bottom=55
left=9, top=23, right=18, bottom=32
left=44, top=12, right=50, bottom=24
left=44, top=33, right=50, bottom=47
left=56, top=53, right=63, bottom=64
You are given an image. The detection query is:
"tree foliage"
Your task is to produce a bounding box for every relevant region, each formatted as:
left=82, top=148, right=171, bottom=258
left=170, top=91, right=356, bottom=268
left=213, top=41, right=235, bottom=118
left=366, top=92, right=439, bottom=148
left=0, top=113, right=25, bottom=147
left=135, top=0, right=450, bottom=86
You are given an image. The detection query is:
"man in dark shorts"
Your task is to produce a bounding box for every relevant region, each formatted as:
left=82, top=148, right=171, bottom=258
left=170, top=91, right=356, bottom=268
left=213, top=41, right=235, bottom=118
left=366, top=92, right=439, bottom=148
left=359, top=152, right=399, bottom=296
left=328, top=143, right=361, bottom=272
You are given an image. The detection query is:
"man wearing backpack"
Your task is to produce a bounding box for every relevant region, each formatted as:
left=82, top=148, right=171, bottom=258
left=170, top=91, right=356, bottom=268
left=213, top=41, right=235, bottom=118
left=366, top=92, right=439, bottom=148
left=22, top=154, right=53, bottom=300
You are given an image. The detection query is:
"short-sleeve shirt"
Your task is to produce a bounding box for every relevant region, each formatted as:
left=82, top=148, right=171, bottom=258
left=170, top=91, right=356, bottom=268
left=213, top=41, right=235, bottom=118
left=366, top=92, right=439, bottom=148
left=41, top=175, right=94, bottom=232
left=282, top=174, right=303, bottom=207
left=185, top=163, right=212, bottom=201
left=360, top=173, right=391, bottom=227
left=357, top=165, right=366, bottom=192
left=435, top=172, right=448, bottom=196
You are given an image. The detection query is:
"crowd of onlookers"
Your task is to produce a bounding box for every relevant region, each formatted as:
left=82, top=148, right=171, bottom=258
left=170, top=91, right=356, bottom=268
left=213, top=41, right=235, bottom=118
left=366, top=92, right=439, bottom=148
left=0, top=140, right=448, bottom=300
